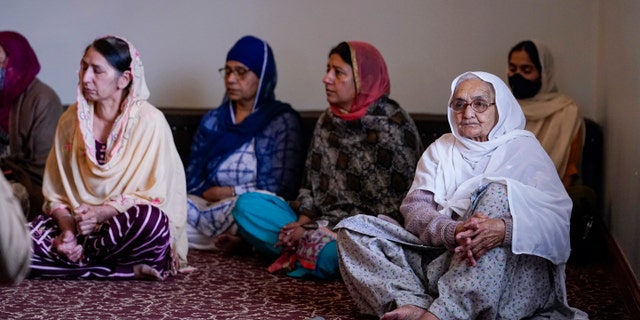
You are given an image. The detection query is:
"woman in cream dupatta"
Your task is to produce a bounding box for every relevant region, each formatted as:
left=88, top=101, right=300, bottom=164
left=29, top=36, right=187, bottom=280
left=508, top=40, right=596, bottom=256
left=507, top=40, right=584, bottom=187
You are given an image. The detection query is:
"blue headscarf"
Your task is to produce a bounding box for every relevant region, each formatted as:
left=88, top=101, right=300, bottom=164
left=225, top=35, right=276, bottom=104
left=186, top=35, right=299, bottom=194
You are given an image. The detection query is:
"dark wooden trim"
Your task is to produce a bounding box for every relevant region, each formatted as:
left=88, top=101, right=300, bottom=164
left=158, top=107, right=209, bottom=116
left=298, top=110, right=324, bottom=118
left=607, top=229, right=640, bottom=318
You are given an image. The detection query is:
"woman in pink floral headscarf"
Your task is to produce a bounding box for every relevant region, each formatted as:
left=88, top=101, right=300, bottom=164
left=28, top=36, right=187, bottom=280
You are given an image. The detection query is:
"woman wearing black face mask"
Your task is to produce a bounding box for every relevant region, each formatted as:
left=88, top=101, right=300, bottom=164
left=508, top=41, right=597, bottom=259
left=507, top=40, right=584, bottom=188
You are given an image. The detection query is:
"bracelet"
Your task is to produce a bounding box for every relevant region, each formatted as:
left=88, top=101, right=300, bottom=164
left=230, top=186, right=236, bottom=197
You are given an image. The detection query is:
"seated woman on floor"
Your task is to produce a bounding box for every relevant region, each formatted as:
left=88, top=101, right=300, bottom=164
left=229, top=41, right=422, bottom=280
left=184, top=35, right=304, bottom=251
left=507, top=40, right=584, bottom=187
left=336, top=71, right=587, bottom=319
left=508, top=40, right=596, bottom=253
left=29, top=36, right=188, bottom=280
left=0, top=31, right=63, bottom=219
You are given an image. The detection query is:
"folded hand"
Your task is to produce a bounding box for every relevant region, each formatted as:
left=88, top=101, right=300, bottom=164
left=275, top=222, right=305, bottom=252
left=54, top=230, right=83, bottom=262
left=454, top=213, right=505, bottom=267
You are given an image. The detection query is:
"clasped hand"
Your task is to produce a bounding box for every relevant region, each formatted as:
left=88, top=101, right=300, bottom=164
left=454, top=213, right=506, bottom=267
left=53, top=204, right=116, bottom=262
left=275, top=222, right=306, bottom=253
left=74, top=204, right=101, bottom=236
left=54, top=229, right=83, bottom=263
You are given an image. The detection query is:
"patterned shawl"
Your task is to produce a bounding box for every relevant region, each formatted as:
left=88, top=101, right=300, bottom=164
left=0, top=31, right=41, bottom=132
left=41, top=36, right=188, bottom=265
left=516, top=41, right=584, bottom=178
left=297, top=96, right=422, bottom=228
left=329, top=41, right=390, bottom=121
left=410, top=71, right=571, bottom=264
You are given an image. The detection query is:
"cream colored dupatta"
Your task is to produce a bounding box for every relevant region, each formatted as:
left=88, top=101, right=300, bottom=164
left=41, top=37, right=188, bottom=267
left=518, top=41, right=584, bottom=178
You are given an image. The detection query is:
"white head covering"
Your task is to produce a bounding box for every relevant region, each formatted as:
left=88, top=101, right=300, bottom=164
left=410, top=71, right=572, bottom=264
left=446, top=71, right=527, bottom=162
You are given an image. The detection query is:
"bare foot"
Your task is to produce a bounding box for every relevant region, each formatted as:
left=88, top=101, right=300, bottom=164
left=380, top=304, right=429, bottom=320
left=133, top=264, right=164, bottom=280
left=421, top=312, right=439, bottom=320
left=213, top=234, right=243, bottom=254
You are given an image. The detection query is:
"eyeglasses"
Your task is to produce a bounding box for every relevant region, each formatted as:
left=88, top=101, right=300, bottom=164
left=218, top=66, right=251, bottom=79
left=449, top=99, right=495, bottom=113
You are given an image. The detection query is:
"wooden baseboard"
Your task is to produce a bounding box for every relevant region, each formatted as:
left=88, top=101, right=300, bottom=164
left=606, top=229, right=640, bottom=318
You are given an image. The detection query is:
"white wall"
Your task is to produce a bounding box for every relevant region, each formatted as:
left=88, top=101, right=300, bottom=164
left=1, top=0, right=598, bottom=119
left=600, top=0, right=640, bottom=281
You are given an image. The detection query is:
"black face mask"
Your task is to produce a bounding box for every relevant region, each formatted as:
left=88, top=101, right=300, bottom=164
left=508, top=73, right=541, bottom=99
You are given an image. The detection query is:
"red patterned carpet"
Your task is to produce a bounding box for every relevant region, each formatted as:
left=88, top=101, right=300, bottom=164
left=0, top=242, right=633, bottom=320
left=0, top=250, right=360, bottom=320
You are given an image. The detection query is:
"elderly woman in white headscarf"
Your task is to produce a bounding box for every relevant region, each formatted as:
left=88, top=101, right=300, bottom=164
left=336, top=72, right=587, bottom=319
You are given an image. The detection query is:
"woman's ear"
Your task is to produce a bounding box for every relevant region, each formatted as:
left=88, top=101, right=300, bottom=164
left=118, top=70, right=132, bottom=89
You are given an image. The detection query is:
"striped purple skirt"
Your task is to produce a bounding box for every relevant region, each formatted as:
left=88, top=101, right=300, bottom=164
left=29, top=204, right=172, bottom=280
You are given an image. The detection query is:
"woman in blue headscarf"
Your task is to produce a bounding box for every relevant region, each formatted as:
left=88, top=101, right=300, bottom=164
left=184, top=35, right=304, bottom=251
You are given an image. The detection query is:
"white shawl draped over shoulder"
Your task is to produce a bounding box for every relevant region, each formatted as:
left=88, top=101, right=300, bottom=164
left=409, top=71, right=571, bottom=265
left=41, top=37, right=188, bottom=266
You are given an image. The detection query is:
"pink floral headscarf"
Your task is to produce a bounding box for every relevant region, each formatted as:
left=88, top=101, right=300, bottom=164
left=76, top=35, right=150, bottom=168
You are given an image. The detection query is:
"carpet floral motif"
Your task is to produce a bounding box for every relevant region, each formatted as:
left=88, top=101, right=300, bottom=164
left=0, top=248, right=632, bottom=319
